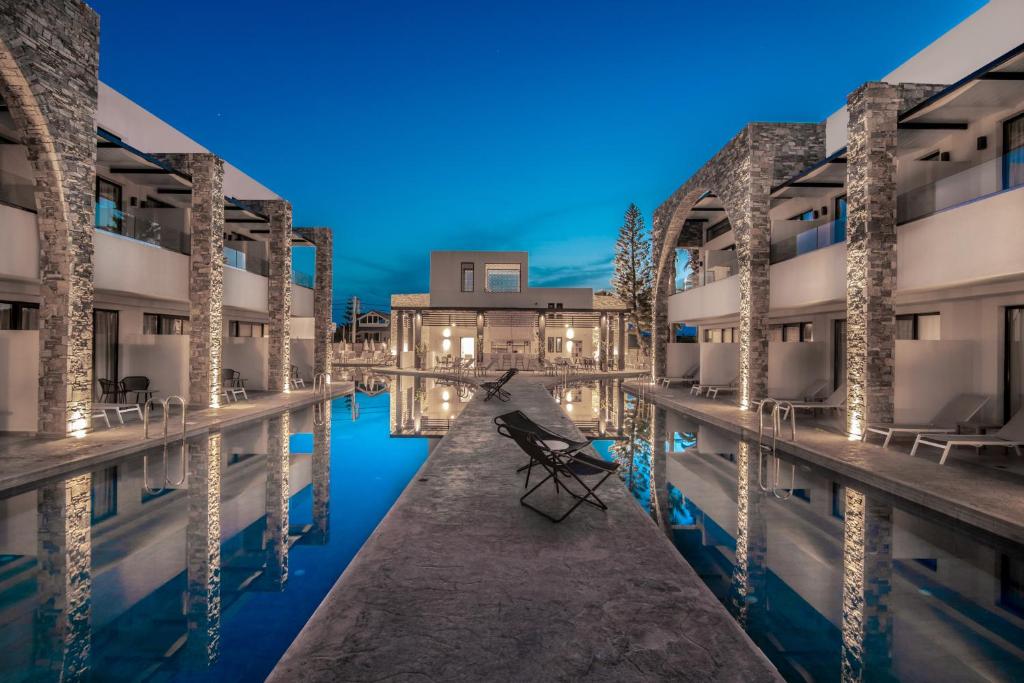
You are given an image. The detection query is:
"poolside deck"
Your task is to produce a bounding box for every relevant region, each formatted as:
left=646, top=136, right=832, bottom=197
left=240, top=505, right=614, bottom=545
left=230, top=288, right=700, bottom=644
left=0, top=383, right=353, bottom=495
left=269, top=375, right=780, bottom=682
left=630, top=382, right=1024, bottom=545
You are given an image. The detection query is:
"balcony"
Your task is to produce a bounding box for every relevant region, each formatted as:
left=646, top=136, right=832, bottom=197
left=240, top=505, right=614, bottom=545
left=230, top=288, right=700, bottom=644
left=0, top=166, right=35, bottom=213
left=95, top=206, right=190, bottom=254
left=770, top=217, right=845, bottom=265
left=224, top=246, right=270, bottom=277
left=897, top=151, right=1022, bottom=225
left=293, top=269, right=315, bottom=289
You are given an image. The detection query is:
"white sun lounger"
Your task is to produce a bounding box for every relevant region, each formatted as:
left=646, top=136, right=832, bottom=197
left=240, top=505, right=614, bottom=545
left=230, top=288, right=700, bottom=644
left=751, top=380, right=829, bottom=413
left=910, top=408, right=1024, bottom=465
left=691, top=377, right=737, bottom=398
left=863, top=394, right=988, bottom=448
left=659, top=364, right=699, bottom=388
left=94, top=402, right=144, bottom=424
left=780, top=383, right=846, bottom=416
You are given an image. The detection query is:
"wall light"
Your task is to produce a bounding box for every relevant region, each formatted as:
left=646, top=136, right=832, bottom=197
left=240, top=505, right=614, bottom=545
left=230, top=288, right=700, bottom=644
left=442, top=389, right=450, bottom=402
left=441, top=338, right=452, bottom=352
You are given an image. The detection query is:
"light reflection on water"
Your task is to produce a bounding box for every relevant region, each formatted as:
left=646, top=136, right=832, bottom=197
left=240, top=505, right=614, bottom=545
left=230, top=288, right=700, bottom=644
left=610, top=390, right=1024, bottom=683
left=0, top=390, right=427, bottom=682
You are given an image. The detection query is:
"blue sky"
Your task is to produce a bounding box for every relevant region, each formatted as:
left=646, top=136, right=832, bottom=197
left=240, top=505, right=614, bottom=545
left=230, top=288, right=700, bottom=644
left=89, top=0, right=985, bottom=317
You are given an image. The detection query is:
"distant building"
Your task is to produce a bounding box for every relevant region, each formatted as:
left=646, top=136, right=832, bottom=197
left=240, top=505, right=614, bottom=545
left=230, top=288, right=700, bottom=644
left=338, top=310, right=391, bottom=344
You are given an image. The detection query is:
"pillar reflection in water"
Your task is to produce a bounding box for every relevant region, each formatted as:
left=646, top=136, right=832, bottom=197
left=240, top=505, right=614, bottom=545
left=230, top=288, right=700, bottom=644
left=650, top=406, right=671, bottom=534
left=311, top=399, right=332, bottom=544
left=263, top=413, right=291, bottom=589
left=34, top=474, right=92, bottom=680
left=841, top=487, right=893, bottom=682
left=729, top=441, right=767, bottom=629
left=186, top=432, right=222, bottom=666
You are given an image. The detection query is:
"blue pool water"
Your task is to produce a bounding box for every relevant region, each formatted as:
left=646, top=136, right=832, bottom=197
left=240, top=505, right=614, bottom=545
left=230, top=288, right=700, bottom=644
left=0, top=392, right=427, bottom=682
left=612, top=394, right=1024, bottom=682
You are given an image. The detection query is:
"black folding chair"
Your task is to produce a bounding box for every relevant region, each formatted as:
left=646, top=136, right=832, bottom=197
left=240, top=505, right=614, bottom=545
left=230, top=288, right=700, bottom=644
left=503, top=427, right=619, bottom=523
left=495, top=410, right=591, bottom=485
left=481, top=368, right=517, bottom=402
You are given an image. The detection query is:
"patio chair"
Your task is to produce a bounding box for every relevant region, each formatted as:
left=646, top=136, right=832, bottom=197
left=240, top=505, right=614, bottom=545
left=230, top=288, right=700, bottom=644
left=93, top=402, right=144, bottom=425
left=910, top=408, right=1024, bottom=465
left=495, top=410, right=592, bottom=485
left=98, top=377, right=124, bottom=403
left=502, top=425, right=619, bottom=523
left=751, top=379, right=829, bottom=413
left=291, top=365, right=306, bottom=389
left=691, top=377, right=736, bottom=399
left=221, top=368, right=248, bottom=402
left=863, top=394, right=988, bottom=448
left=481, top=368, right=517, bottom=402
left=121, top=376, right=157, bottom=404
left=782, top=383, right=846, bottom=416
left=659, top=364, right=699, bottom=388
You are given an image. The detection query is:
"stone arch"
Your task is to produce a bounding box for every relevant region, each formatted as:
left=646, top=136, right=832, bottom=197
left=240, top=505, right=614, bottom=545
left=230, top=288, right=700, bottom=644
left=0, top=1, right=99, bottom=435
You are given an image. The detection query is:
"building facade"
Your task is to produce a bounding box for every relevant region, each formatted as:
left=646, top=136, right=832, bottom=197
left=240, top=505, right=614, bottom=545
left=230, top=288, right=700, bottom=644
left=392, top=251, right=629, bottom=371
left=653, top=0, right=1024, bottom=434
left=0, top=0, right=335, bottom=435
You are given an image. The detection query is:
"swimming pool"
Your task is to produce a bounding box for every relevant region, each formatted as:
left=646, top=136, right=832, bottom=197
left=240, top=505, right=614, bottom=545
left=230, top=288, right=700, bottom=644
left=0, top=391, right=427, bottom=682
left=612, top=393, right=1024, bottom=682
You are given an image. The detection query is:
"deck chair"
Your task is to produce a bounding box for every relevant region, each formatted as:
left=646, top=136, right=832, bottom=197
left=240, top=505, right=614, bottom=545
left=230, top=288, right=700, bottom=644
left=290, top=365, right=306, bottom=388
left=863, top=394, right=988, bottom=448
left=503, top=426, right=619, bottom=523
left=495, top=410, right=591, bottom=485
left=691, top=377, right=737, bottom=398
left=659, top=364, right=700, bottom=388
left=751, top=380, right=829, bottom=413
left=911, top=408, right=1024, bottom=465
left=481, top=368, right=517, bottom=402
left=783, top=383, right=846, bottom=416
left=705, top=378, right=739, bottom=400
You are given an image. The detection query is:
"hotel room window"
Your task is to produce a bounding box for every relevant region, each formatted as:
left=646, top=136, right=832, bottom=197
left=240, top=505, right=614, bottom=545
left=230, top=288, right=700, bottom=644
left=547, top=337, right=562, bottom=353
left=143, top=313, right=190, bottom=335
left=95, top=176, right=123, bottom=233
left=230, top=321, right=266, bottom=338
left=460, top=262, right=474, bottom=292
left=485, top=263, right=521, bottom=292
left=896, top=313, right=940, bottom=340
left=0, top=301, right=39, bottom=330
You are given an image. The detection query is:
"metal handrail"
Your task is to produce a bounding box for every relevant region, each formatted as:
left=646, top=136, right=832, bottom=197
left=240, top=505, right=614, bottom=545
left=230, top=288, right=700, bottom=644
left=143, top=397, right=165, bottom=439
left=313, top=372, right=330, bottom=397
left=165, top=396, right=187, bottom=486
left=756, top=400, right=797, bottom=500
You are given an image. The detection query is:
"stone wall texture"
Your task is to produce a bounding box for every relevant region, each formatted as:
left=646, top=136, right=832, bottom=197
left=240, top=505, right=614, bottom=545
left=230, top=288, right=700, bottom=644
left=651, top=123, right=825, bottom=406
left=154, top=153, right=226, bottom=408
left=187, top=432, right=222, bottom=665
left=844, top=82, right=946, bottom=433
left=264, top=412, right=290, bottom=589
left=246, top=200, right=293, bottom=391
left=0, top=0, right=99, bottom=435
left=295, top=228, right=334, bottom=379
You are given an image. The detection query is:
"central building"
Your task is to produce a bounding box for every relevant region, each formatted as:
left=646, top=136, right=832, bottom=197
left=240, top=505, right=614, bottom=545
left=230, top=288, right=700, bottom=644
left=391, top=251, right=630, bottom=371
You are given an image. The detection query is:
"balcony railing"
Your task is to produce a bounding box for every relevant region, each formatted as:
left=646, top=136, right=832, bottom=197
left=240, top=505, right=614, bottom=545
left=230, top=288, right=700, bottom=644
left=223, top=246, right=269, bottom=277
left=674, top=249, right=737, bottom=293
left=770, top=217, right=846, bottom=265
left=293, top=269, right=315, bottom=289
left=0, top=167, right=36, bottom=212
left=95, top=206, right=190, bottom=254
left=897, top=151, right=1024, bottom=225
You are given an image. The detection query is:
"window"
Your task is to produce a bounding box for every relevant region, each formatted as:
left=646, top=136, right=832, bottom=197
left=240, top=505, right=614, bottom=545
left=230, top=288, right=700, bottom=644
left=95, top=177, right=123, bottom=233
left=461, top=262, right=475, bottom=292
left=896, top=313, right=940, bottom=340
left=91, top=466, right=117, bottom=524
left=706, top=219, right=731, bottom=242
left=703, top=327, right=736, bottom=343
left=790, top=208, right=817, bottom=221
left=0, top=300, right=39, bottom=330
left=1004, top=112, right=1024, bottom=191
left=484, top=263, right=521, bottom=293
left=143, top=313, right=190, bottom=335
left=547, top=336, right=563, bottom=353
left=770, top=322, right=813, bottom=342
left=230, top=321, right=267, bottom=338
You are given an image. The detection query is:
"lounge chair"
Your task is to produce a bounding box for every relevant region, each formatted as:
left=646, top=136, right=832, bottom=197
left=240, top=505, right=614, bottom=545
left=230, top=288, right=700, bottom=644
left=94, top=402, right=144, bottom=425
left=222, top=368, right=248, bottom=402
left=481, top=368, right=517, bottom=402
left=910, top=408, right=1024, bottom=465
left=863, top=394, right=988, bottom=448
left=495, top=410, right=592, bottom=485
left=751, top=380, right=829, bottom=413
left=781, top=383, right=846, bottom=416
left=659, top=364, right=700, bottom=388
left=291, top=365, right=306, bottom=388
left=694, top=378, right=737, bottom=400
left=501, top=424, right=619, bottom=523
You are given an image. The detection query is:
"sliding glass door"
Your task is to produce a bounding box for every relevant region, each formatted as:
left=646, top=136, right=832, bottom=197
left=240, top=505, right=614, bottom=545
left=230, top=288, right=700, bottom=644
left=833, top=319, right=847, bottom=391
left=1004, top=112, right=1024, bottom=191
left=1006, top=306, right=1024, bottom=422
left=93, top=309, right=119, bottom=400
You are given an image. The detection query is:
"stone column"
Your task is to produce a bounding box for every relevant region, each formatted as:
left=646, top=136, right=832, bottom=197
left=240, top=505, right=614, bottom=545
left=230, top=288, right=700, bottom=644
left=841, top=488, right=894, bottom=680
left=34, top=474, right=91, bottom=679
left=0, top=2, right=100, bottom=435
left=476, top=312, right=485, bottom=366
left=155, top=154, right=226, bottom=408
left=844, top=83, right=945, bottom=434
left=244, top=200, right=293, bottom=392
left=295, top=228, right=334, bottom=381
left=729, top=441, right=767, bottom=630
left=263, top=413, right=290, bottom=589
left=617, top=313, right=626, bottom=370
left=413, top=311, right=423, bottom=370
left=598, top=314, right=608, bottom=371
left=186, top=432, right=222, bottom=666
left=311, top=400, right=331, bottom=545
left=395, top=312, right=405, bottom=369
left=651, top=274, right=671, bottom=379
left=537, top=312, right=546, bottom=366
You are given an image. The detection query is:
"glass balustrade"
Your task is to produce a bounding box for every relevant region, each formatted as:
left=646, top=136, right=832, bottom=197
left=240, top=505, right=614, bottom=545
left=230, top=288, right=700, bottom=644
left=770, top=217, right=846, bottom=265
left=293, top=269, right=315, bottom=288
left=223, top=246, right=269, bottom=277
left=0, top=167, right=36, bottom=212
left=675, top=250, right=738, bottom=292
left=897, top=151, right=1024, bottom=225
left=94, top=206, right=190, bottom=254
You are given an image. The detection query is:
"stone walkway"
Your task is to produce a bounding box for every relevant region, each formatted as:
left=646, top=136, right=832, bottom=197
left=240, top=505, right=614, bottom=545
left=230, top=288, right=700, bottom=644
left=630, top=382, right=1024, bottom=545
left=269, top=375, right=779, bottom=682
left=0, top=383, right=353, bottom=495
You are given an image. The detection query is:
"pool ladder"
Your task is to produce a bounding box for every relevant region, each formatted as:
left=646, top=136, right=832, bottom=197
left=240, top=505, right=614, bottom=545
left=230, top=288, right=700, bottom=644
left=756, top=399, right=797, bottom=500
left=142, top=396, right=188, bottom=495
left=313, top=372, right=330, bottom=398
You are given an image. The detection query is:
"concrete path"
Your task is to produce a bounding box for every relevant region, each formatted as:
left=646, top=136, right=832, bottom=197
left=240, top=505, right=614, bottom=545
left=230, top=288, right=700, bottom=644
left=631, top=382, right=1024, bottom=545
left=0, top=383, right=352, bottom=495
left=269, top=376, right=779, bottom=682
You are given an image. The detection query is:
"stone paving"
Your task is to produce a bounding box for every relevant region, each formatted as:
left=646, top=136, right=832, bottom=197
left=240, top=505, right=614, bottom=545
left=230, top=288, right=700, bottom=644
left=629, top=382, right=1024, bottom=545
left=0, top=383, right=353, bottom=496
left=269, top=375, right=780, bottom=682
